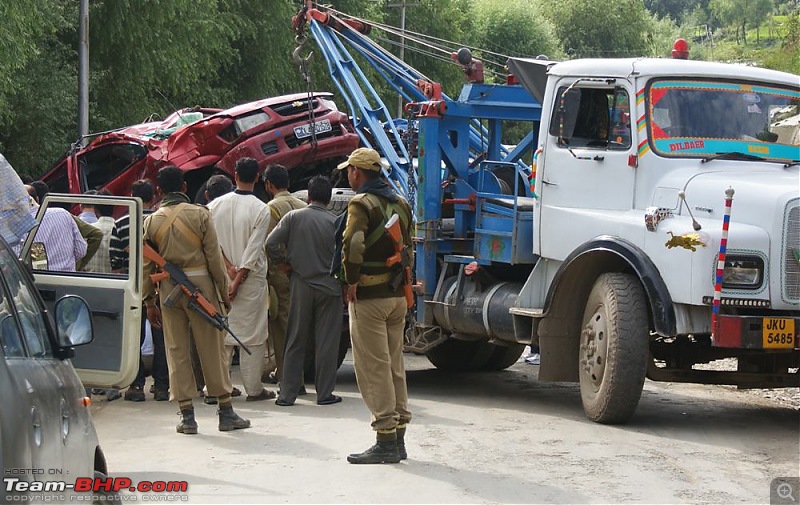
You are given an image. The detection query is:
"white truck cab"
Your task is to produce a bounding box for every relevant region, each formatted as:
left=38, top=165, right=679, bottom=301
left=507, top=57, right=799, bottom=422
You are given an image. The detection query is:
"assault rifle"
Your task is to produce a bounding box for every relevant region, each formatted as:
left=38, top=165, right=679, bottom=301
left=143, top=242, right=252, bottom=355
left=385, top=214, right=414, bottom=309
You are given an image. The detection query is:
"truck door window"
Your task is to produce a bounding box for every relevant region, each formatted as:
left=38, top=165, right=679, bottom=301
left=549, top=87, right=631, bottom=150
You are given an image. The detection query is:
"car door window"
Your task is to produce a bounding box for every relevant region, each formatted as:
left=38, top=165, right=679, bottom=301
left=0, top=274, right=25, bottom=358
left=79, top=143, right=146, bottom=191
left=0, top=245, right=52, bottom=357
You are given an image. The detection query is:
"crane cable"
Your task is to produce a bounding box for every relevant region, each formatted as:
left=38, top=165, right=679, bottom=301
left=293, top=31, right=320, bottom=159
left=322, top=6, right=511, bottom=73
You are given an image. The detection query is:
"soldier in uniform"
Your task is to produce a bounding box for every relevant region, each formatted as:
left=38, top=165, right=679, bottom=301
left=143, top=166, right=250, bottom=435
left=262, top=164, right=306, bottom=385
left=337, top=148, right=414, bottom=464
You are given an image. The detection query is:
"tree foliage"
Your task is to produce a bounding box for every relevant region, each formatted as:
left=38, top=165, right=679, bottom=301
left=472, top=0, right=561, bottom=75
left=0, top=0, right=795, bottom=177
left=541, top=0, right=656, bottom=58
left=710, top=0, right=774, bottom=44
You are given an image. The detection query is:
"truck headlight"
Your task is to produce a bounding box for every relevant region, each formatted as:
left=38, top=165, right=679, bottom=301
left=722, top=255, right=764, bottom=289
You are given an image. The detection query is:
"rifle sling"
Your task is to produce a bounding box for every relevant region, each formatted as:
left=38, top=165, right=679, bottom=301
left=151, top=203, right=202, bottom=249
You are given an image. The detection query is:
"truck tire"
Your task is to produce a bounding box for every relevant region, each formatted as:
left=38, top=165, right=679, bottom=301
left=579, top=273, right=649, bottom=424
left=481, top=343, right=525, bottom=371
left=292, top=188, right=354, bottom=216
left=425, top=338, right=494, bottom=371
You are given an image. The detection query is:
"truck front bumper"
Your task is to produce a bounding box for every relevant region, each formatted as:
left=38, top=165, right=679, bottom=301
left=715, top=314, right=800, bottom=350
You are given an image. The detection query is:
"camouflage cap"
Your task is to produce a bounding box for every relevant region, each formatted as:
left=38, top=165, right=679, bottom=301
left=336, top=147, right=387, bottom=172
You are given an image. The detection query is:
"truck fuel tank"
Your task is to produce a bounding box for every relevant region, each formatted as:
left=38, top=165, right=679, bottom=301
left=432, top=275, right=522, bottom=341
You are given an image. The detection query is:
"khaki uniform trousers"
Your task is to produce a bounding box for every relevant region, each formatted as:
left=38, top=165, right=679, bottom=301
left=159, top=275, right=232, bottom=402
left=267, top=268, right=291, bottom=380
left=349, top=296, right=412, bottom=432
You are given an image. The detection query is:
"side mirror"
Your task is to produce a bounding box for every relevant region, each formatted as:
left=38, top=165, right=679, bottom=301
left=55, top=295, right=94, bottom=348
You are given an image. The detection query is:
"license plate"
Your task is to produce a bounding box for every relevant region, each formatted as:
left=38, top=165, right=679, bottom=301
left=293, top=119, right=332, bottom=139
left=762, top=317, right=796, bottom=349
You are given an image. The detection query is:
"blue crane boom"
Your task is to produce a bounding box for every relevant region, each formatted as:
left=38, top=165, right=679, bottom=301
left=294, top=4, right=543, bottom=336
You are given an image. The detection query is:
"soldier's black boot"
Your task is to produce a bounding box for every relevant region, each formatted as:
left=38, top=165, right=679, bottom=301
left=217, top=404, right=251, bottom=432
left=176, top=408, right=198, bottom=435
left=347, top=432, right=401, bottom=464
left=396, top=425, right=407, bottom=461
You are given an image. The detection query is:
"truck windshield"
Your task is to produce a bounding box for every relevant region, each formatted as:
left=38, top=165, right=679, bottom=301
left=647, top=79, right=800, bottom=163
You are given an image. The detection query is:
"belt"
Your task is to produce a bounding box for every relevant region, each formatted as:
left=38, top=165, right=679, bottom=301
left=170, top=265, right=207, bottom=278
left=359, top=273, right=391, bottom=287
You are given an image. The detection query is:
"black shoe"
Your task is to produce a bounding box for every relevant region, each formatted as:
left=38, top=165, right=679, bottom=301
left=124, top=386, right=145, bottom=402
left=153, top=389, right=169, bottom=401
left=105, top=389, right=121, bottom=402
left=218, top=405, right=250, bottom=432
left=397, top=427, right=407, bottom=461
left=176, top=409, right=198, bottom=435
left=231, top=386, right=242, bottom=397
left=317, top=394, right=342, bottom=406
left=347, top=441, right=401, bottom=464
left=278, top=386, right=307, bottom=396
left=204, top=396, right=218, bottom=405
left=275, top=398, right=294, bottom=407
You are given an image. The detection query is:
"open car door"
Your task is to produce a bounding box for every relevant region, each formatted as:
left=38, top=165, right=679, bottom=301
left=20, top=193, right=142, bottom=388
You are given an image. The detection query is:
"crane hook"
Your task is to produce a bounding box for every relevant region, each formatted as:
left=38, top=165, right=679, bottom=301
left=292, top=44, right=313, bottom=67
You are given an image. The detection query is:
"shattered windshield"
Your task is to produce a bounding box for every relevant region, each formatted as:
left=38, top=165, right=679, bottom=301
left=647, top=79, right=800, bottom=163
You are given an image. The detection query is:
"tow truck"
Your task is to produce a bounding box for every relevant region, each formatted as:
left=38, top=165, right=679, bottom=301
left=296, top=3, right=800, bottom=423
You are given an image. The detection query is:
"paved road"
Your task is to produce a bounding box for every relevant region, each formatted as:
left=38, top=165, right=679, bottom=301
left=92, top=351, right=799, bottom=504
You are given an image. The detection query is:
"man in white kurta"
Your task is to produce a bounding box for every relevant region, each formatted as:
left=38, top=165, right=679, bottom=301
left=207, top=158, right=274, bottom=401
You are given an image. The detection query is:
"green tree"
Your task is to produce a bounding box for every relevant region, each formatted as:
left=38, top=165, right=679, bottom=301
left=710, top=0, right=774, bottom=44
left=542, top=0, right=655, bottom=57
left=88, top=0, right=243, bottom=129
left=644, top=0, right=695, bottom=23
left=763, top=10, right=800, bottom=74
left=472, top=0, right=561, bottom=75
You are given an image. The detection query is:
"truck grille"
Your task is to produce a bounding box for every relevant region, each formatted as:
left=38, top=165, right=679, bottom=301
left=783, top=201, right=800, bottom=302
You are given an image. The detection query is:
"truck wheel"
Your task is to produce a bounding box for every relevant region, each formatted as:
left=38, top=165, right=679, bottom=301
left=579, top=273, right=648, bottom=424
left=292, top=188, right=353, bottom=216
left=425, top=338, right=494, bottom=371
left=481, top=343, right=525, bottom=370
left=328, top=188, right=354, bottom=215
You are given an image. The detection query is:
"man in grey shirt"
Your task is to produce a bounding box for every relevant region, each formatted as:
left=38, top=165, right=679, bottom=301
left=266, top=176, right=343, bottom=406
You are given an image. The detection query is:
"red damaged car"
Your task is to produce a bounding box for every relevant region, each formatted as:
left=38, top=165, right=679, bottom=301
left=41, top=92, right=359, bottom=200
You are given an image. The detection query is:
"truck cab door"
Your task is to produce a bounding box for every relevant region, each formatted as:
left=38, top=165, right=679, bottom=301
left=20, top=194, right=142, bottom=388
left=537, top=80, right=636, bottom=259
